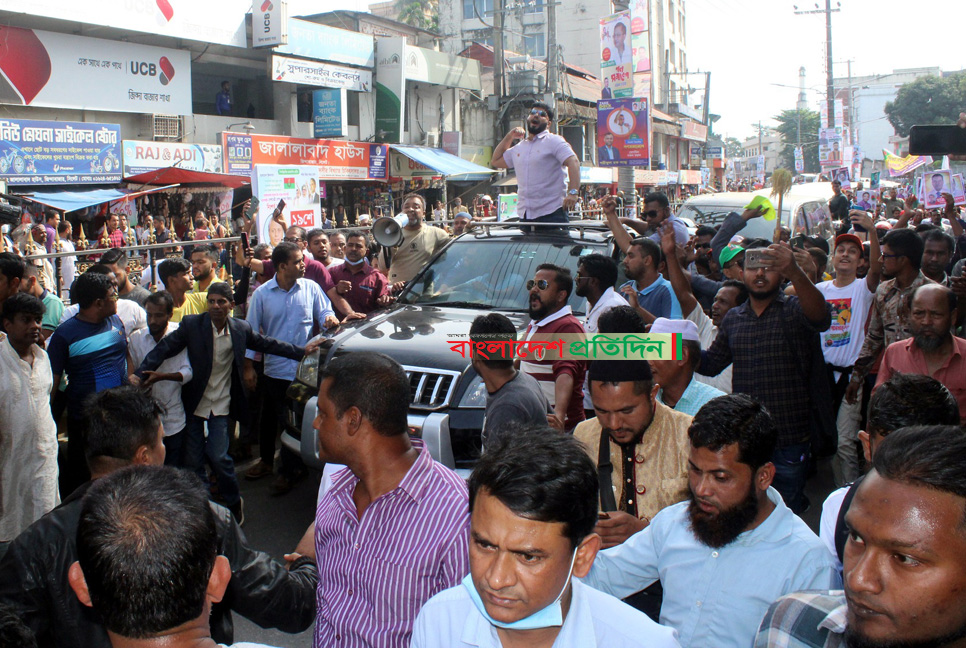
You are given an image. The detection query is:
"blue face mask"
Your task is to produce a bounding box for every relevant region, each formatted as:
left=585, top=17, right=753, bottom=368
left=343, top=256, right=366, bottom=266
left=462, top=549, right=577, bottom=630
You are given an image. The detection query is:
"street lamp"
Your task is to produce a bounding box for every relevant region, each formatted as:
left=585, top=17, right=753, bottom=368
left=227, top=121, right=256, bottom=133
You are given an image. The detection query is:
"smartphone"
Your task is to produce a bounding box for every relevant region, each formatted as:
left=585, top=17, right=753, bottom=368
left=240, top=231, right=250, bottom=253
left=273, top=199, right=286, bottom=216
left=909, top=125, right=966, bottom=156
left=744, top=248, right=770, bottom=269
left=850, top=211, right=867, bottom=233
left=244, top=196, right=260, bottom=220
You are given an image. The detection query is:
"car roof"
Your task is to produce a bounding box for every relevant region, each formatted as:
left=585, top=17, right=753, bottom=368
left=456, top=222, right=614, bottom=244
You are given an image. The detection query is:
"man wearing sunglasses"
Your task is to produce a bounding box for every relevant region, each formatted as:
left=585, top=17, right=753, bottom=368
left=492, top=102, right=581, bottom=227
left=520, top=264, right=587, bottom=433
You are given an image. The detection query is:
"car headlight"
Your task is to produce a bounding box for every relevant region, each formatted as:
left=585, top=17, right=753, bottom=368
left=297, top=349, right=321, bottom=386
left=457, top=375, right=488, bottom=408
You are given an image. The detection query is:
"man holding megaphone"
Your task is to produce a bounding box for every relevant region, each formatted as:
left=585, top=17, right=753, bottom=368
left=372, top=193, right=450, bottom=293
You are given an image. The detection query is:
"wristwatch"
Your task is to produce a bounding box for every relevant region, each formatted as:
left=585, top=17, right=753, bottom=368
left=568, top=189, right=578, bottom=196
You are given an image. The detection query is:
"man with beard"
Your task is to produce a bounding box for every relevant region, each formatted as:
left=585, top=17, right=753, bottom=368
left=520, top=263, right=586, bottom=432
left=574, top=358, right=693, bottom=547
left=700, top=240, right=832, bottom=514
left=382, top=193, right=449, bottom=291
left=618, top=236, right=681, bottom=322
left=492, top=102, right=581, bottom=227
left=584, top=394, right=838, bottom=648
left=845, top=229, right=932, bottom=407
left=875, top=284, right=965, bottom=421
left=754, top=425, right=966, bottom=648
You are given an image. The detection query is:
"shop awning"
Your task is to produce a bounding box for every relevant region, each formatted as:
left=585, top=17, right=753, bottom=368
left=16, top=186, right=176, bottom=212
left=124, top=167, right=251, bottom=189
left=390, top=145, right=497, bottom=181
left=493, top=174, right=518, bottom=187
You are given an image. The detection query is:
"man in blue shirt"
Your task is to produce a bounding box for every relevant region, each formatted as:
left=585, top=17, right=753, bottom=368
left=582, top=393, right=839, bottom=648
left=244, top=242, right=338, bottom=495
left=618, top=237, right=682, bottom=322
left=47, top=271, right=128, bottom=494
left=412, top=429, right=680, bottom=648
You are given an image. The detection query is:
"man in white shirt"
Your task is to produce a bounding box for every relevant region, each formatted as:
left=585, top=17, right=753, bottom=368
left=127, top=291, right=192, bottom=467
left=575, top=253, right=628, bottom=416
left=815, top=216, right=881, bottom=487
left=56, top=221, right=76, bottom=297
left=412, top=430, right=680, bottom=648
left=0, top=294, right=59, bottom=541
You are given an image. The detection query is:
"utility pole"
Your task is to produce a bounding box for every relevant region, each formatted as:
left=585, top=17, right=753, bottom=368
left=794, top=1, right=840, bottom=127
left=546, top=0, right=558, bottom=100
left=494, top=0, right=505, bottom=104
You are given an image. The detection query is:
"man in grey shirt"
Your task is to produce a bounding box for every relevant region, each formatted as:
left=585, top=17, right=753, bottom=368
left=470, top=314, right=550, bottom=447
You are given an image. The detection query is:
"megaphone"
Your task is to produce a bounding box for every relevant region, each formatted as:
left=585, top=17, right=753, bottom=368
left=372, top=213, right=410, bottom=248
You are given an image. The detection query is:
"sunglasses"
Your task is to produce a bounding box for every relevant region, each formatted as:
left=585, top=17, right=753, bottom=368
left=283, top=236, right=304, bottom=243
left=526, top=279, right=551, bottom=291
left=642, top=210, right=660, bottom=218
left=529, top=109, right=548, bottom=117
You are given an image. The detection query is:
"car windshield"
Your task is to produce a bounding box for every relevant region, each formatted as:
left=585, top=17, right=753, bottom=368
left=398, top=238, right=604, bottom=315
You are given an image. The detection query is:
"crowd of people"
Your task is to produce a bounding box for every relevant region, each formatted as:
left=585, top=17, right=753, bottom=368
left=1, top=101, right=966, bottom=648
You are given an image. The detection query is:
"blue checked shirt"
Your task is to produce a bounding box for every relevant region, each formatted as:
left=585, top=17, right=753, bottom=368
left=754, top=591, right=847, bottom=648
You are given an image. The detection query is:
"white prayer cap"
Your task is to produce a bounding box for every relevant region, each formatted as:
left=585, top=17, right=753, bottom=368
left=649, top=318, right=701, bottom=344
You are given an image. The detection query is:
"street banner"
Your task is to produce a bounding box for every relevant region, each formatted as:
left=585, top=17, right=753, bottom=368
left=596, top=98, right=649, bottom=167
left=222, top=132, right=388, bottom=181
left=951, top=174, right=966, bottom=207
left=313, top=89, right=347, bottom=138
left=498, top=193, right=518, bottom=221
left=819, top=127, right=843, bottom=168
left=0, top=0, right=249, bottom=47
left=271, top=55, right=372, bottom=92
left=629, top=0, right=651, bottom=100
left=882, top=149, right=933, bottom=177
left=923, top=170, right=952, bottom=210
left=599, top=12, right=633, bottom=98
left=251, top=164, right=321, bottom=246
left=0, top=118, right=121, bottom=185
left=122, top=140, right=222, bottom=176
left=0, top=25, right=192, bottom=114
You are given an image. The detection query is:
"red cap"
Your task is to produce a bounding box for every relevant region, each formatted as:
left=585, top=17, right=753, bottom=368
left=835, top=233, right=863, bottom=250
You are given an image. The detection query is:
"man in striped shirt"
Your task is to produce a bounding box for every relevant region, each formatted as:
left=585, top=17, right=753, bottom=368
left=311, top=352, right=470, bottom=648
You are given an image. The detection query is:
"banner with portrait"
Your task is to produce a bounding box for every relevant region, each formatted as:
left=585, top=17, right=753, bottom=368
left=596, top=98, right=649, bottom=167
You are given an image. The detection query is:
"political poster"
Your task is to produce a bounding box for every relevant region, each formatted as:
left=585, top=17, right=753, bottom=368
left=0, top=118, right=121, bottom=185
left=831, top=166, right=851, bottom=190
left=923, top=170, right=951, bottom=210
left=629, top=0, right=650, bottom=99
left=498, top=193, right=518, bottom=221
left=596, top=98, right=649, bottom=167
left=853, top=189, right=876, bottom=211
left=870, top=171, right=880, bottom=190
left=951, top=174, right=966, bottom=207
left=251, top=164, right=322, bottom=247
left=819, top=128, right=843, bottom=167
left=599, top=12, right=633, bottom=98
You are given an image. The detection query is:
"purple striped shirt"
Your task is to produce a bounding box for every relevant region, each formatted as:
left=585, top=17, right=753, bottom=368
left=313, top=439, right=470, bottom=648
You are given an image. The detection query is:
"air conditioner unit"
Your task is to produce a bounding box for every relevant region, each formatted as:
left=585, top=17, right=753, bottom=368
left=425, top=132, right=439, bottom=147
left=147, top=114, right=183, bottom=141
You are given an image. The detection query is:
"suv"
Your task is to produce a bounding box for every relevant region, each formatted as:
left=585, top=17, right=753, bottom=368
left=283, top=223, right=619, bottom=476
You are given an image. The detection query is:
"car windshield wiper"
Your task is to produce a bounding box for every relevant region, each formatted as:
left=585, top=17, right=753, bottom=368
left=425, top=300, right=491, bottom=309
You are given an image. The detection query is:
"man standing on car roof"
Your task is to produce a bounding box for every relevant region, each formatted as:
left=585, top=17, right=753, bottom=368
left=492, top=102, right=581, bottom=228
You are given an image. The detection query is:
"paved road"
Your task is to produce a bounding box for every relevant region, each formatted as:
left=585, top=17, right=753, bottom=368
left=230, top=461, right=320, bottom=648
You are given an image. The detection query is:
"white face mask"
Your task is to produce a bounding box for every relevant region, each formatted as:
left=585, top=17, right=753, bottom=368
left=463, top=548, right=577, bottom=630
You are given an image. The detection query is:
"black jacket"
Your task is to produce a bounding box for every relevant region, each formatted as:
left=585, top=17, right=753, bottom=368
left=0, top=481, right=318, bottom=647
left=136, top=313, right=303, bottom=421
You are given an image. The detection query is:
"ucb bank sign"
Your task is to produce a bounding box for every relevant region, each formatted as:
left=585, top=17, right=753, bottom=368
left=251, top=0, right=289, bottom=48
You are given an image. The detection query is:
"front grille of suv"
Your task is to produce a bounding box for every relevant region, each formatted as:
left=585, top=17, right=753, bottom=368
left=403, top=365, right=461, bottom=410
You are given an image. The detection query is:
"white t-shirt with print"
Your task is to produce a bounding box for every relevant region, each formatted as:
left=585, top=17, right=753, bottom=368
left=816, top=277, right=875, bottom=370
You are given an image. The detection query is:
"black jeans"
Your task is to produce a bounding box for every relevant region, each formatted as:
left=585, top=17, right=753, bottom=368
left=258, top=375, right=304, bottom=479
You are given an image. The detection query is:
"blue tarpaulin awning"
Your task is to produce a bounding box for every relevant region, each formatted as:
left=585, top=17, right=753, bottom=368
left=390, top=145, right=497, bottom=181
left=17, top=186, right=175, bottom=212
